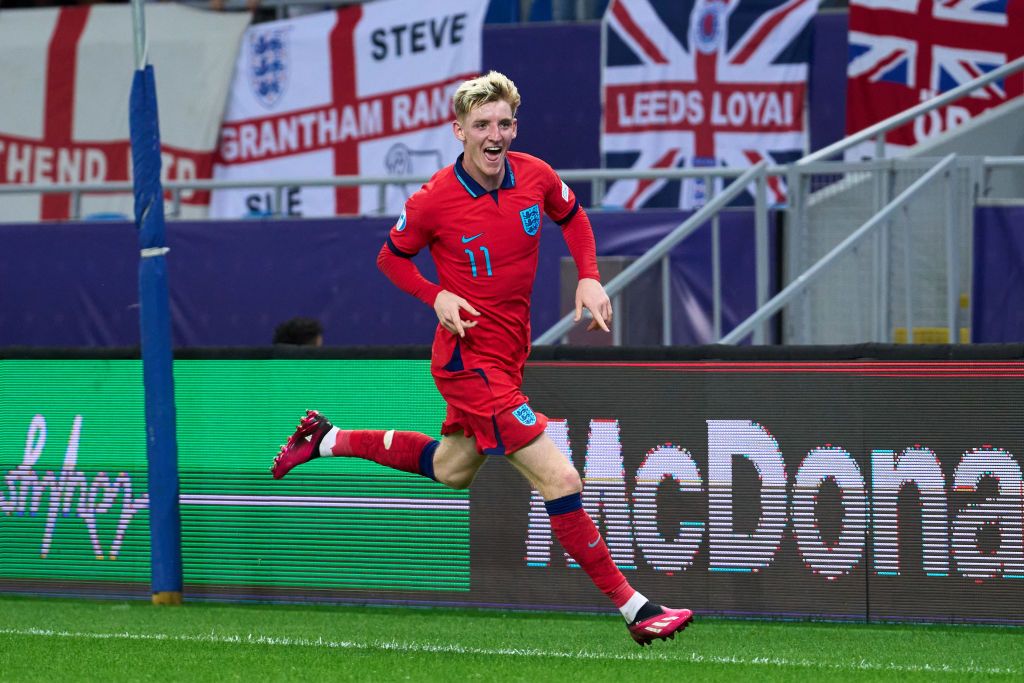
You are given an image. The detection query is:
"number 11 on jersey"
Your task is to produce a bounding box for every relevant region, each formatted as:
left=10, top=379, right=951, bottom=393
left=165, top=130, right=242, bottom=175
left=464, top=246, right=493, bottom=278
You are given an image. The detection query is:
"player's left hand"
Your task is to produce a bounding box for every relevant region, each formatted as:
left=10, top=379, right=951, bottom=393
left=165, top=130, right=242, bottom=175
left=575, top=277, right=612, bottom=332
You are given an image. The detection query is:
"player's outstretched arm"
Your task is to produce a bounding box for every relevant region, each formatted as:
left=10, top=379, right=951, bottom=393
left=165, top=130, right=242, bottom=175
left=434, top=290, right=481, bottom=338
left=575, top=277, right=613, bottom=332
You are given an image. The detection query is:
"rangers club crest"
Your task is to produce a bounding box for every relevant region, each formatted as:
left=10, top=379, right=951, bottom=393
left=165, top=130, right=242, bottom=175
left=249, top=28, right=288, bottom=108
left=519, top=204, right=541, bottom=236
left=693, top=1, right=724, bottom=54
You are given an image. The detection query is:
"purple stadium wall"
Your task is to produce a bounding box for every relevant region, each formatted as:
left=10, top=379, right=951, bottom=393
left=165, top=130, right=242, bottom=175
left=0, top=211, right=766, bottom=347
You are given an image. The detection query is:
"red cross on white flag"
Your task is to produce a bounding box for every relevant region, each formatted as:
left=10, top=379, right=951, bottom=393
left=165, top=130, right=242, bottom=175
left=0, top=5, right=249, bottom=222
left=209, top=0, right=488, bottom=219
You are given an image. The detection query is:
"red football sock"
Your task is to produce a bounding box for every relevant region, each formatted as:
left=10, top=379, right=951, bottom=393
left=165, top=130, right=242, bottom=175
left=329, top=429, right=438, bottom=479
left=549, top=504, right=635, bottom=608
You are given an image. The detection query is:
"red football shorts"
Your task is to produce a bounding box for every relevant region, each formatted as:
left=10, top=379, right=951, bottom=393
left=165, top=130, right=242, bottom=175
left=431, top=338, right=547, bottom=455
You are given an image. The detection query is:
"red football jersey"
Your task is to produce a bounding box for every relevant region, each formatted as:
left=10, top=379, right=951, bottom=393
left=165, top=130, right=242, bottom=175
left=386, top=151, right=585, bottom=368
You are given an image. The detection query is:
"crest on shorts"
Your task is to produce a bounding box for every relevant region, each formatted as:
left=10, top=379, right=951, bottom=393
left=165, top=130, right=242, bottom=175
left=520, top=204, right=541, bottom=236
left=512, top=402, right=537, bottom=426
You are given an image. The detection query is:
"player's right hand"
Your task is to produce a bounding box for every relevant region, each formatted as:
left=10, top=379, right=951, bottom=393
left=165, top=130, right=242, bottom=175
left=575, top=277, right=612, bottom=333
left=434, top=290, right=481, bottom=338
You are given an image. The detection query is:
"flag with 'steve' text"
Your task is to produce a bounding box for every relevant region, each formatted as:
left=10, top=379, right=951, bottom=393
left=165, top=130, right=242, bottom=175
left=210, top=0, right=487, bottom=219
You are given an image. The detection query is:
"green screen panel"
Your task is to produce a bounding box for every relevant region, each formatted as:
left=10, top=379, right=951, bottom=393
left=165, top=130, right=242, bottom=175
left=0, top=360, right=150, bottom=584
left=0, top=359, right=468, bottom=595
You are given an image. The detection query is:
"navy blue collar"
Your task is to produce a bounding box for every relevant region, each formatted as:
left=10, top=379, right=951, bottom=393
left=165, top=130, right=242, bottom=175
left=454, top=153, right=516, bottom=199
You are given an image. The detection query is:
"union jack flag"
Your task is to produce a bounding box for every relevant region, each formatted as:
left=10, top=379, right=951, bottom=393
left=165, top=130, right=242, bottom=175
left=846, top=0, right=1024, bottom=157
left=601, top=0, right=818, bottom=209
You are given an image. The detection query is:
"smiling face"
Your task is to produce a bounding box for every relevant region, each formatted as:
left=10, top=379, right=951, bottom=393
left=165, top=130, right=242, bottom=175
left=453, top=99, right=518, bottom=192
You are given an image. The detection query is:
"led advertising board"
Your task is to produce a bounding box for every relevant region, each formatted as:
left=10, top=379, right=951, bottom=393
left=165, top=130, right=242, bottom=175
left=1, top=356, right=1021, bottom=623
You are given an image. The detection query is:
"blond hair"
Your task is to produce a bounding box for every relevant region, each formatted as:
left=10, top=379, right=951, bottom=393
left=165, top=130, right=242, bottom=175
left=452, top=71, right=521, bottom=120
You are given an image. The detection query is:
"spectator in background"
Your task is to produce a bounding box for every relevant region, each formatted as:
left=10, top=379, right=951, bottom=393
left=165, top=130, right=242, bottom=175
left=209, top=0, right=263, bottom=13
left=273, top=316, right=323, bottom=346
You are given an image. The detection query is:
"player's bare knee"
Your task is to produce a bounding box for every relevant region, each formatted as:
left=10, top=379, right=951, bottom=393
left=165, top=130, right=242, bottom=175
left=438, top=469, right=475, bottom=490
left=549, top=465, right=582, bottom=498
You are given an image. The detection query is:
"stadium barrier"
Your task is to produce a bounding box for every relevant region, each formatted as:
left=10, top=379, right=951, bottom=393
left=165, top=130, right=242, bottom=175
left=0, top=210, right=766, bottom=348
left=1, top=344, right=1023, bottom=624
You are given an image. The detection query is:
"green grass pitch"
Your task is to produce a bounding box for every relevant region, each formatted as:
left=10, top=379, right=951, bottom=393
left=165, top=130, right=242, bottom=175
left=1, top=596, right=1021, bottom=681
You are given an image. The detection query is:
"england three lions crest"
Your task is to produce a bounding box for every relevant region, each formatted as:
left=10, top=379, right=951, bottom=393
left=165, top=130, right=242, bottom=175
left=520, top=204, right=541, bottom=236
left=512, top=402, right=537, bottom=426
left=249, top=28, right=289, bottom=109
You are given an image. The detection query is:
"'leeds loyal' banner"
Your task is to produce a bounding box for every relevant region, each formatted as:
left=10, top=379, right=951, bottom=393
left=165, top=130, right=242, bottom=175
left=209, top=0, right=486, bottom=219
left=601, top=0, right=817, bottom=209
left=0, top=5, right=250, bottom=223
left=845, top=0, right=1024, bottom=159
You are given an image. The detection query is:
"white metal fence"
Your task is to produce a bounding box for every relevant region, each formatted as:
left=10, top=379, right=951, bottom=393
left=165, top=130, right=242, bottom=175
left=781, top=157, right=980, bottom=345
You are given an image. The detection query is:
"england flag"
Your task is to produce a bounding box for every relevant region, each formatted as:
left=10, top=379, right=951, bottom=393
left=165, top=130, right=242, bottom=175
left=0, top=5, right=249, bottom=222
left=601, top=0, right=818, bottom=209
left=210, top=0, right=487, bottom=219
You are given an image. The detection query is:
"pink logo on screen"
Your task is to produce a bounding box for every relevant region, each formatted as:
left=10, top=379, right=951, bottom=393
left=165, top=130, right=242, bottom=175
left=0, top=414, right=147, bottom=560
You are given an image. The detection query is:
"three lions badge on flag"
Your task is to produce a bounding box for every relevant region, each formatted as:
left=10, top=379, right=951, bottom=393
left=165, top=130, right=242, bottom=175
left=601, top=0, right=817, bottom=209
left=210, top=0, right=487, bottom=219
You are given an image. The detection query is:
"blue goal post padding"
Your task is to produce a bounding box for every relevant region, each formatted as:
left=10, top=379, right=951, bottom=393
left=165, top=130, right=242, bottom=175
left=130, top=64, right=183, bottom=597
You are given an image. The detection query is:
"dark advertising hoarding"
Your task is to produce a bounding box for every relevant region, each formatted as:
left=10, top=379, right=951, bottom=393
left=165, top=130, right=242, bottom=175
left=500, top=360, right=1024, bottom=623
left=1, top=353, right=1021, bottom=623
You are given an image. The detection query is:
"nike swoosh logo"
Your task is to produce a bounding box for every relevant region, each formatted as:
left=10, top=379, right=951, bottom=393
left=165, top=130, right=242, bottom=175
left=461, top=233, right=484, bottom=243
left=587, top=537, right=601, bottom=548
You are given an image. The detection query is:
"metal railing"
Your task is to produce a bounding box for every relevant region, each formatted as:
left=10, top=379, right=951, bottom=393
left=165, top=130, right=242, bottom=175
left=762, top=56, right=1024, bottom=346
left=800, top=55, right=1024, bottom=164
left=0, top=175, right=434, bottom=221
left=534, top=162, right=770, bottom=345
left=536, top=57, right=1024, bottom=346
left=0, top=165, right=787, bottom=221
left=720, top=154, right=958, bottom=344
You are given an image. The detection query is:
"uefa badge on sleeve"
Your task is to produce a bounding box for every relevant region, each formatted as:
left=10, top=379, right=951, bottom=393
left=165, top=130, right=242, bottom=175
left=519, top=204, right=540, bottom=236
left=396, top=209, right=407, bottom=232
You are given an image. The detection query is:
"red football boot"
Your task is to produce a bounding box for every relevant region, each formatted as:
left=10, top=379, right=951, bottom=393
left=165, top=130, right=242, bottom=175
left=271, top=410, right=333, bottom=479
left=627, top=606, right=694, bottom=647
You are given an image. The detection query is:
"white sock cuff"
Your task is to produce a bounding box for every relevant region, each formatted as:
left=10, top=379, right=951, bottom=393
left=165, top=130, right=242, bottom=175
left=619, top=591, right=648, bottom=623
left=319, top=427, right=340, bottom=457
